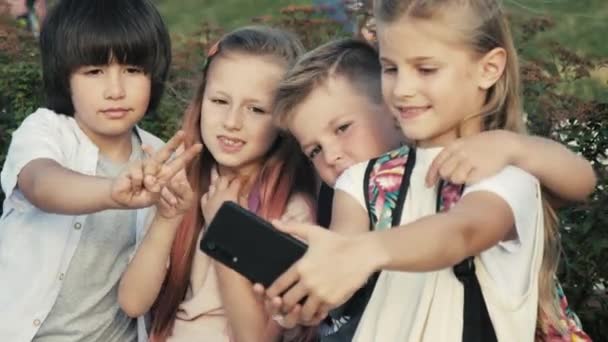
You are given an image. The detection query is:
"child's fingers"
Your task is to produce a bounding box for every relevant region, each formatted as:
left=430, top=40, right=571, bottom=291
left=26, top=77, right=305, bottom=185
left=450, top=161, right=473, bottom=185
left=157, top=143, right=202, bottom=183
left=143, top=154, right=161, bottom=179
left=281, top=282, right=309, bottom=314
left=310, top=306, right=330, bottom=326
left=274, top=305, right=301, bottom=329
left=300, top=295, right=322, bottom=323
left=127, top=161, right=144, bottom=194
left=144, top=174, right=160, bottom=193
left=215, top=176, right=231, bottom=193
left=167, top=179, right=194, bottom=207
left=177, top=181, right=194, bottom=204
left=153, top=130, right=186, bottom=164
left=159, top=197, right=172, bottom=211
left=253, top=283, right=266, bottom=297
left=210, top=168, right=219, bottom=185
left=161, top=186, right=178, bottom=206
left=266, top=264, right=300, bottom=301
left=271, top=220, right=312, bottom=242
left=200, top=193, right=209, bottom=213
left=467, top=167, right=483, bottom=185
left=427, top=148, right=452, bottom=186
left=226, top=178, right=241, bottom=198
left=141, top=144, right=155, bottom=157
left=437, top=154, right=461, bottom=183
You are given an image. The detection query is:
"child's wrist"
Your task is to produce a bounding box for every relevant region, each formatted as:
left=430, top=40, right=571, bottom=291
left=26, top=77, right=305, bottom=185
left=104, top=178, right=123, bottom=210
left=154, top=212, right=184, bottom=225
left=354, top=232, right=389, bottom=273
left=149, top=214, right=182, bottom=240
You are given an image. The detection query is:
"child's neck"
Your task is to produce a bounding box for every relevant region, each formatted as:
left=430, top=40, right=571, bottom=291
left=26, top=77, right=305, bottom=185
left=89, top=131, right=133, bottom=163
left=417, top=116, right=483, bottom=148
left=74, top=116, right=135, bottom=162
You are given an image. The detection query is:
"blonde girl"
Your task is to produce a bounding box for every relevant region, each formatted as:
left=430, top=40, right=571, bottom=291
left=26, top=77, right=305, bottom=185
left=265, top=1, right=572, bottom=340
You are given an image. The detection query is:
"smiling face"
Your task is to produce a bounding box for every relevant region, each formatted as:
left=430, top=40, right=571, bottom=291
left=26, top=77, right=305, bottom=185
left=69, top=61, right=151, bottom=146
left=200, top=52, right=284, bottom=177
left=377, top=16, right=489, bottom=147
left=288, top=75, right=403, bottom=186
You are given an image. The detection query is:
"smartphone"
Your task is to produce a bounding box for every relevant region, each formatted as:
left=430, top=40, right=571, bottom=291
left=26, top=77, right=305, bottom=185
left=200, top=201, right=308, bottom=287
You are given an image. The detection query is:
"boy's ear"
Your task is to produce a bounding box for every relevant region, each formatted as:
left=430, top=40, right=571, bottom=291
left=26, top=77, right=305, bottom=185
left=477, top=47, right=507, bottom=90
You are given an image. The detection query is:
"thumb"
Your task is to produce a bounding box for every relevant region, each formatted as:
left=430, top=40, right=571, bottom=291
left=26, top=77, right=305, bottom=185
left=271, top=220, right=310, bottom=242
left=141, top=144, right=155, bottom=158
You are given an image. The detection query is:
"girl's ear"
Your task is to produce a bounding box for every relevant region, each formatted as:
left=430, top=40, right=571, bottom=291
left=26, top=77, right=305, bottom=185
left=477, top=47, right=507, bottom=90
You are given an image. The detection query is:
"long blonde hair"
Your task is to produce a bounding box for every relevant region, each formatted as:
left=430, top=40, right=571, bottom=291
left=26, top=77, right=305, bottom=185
left=375, top=0, right=564, bottom=333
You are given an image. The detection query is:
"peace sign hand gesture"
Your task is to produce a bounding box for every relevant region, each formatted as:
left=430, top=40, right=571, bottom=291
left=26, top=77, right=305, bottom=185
left=110, top=131, right=202, bottom=210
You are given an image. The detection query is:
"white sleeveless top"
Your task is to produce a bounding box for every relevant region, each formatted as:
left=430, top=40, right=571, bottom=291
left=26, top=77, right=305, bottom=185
left=334, top=148, right=544, bottom=342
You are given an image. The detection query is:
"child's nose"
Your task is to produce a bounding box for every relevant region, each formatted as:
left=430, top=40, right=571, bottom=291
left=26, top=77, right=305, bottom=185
left=103, top=74, right=126, bottom=100
left=392, top=72, right=416, bottom=99
left=222, top=107, right=243, bottom=130
left=323, top=145, right=343, bottom=166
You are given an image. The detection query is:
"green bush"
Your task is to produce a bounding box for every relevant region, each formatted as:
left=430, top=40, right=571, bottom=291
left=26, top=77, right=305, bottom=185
left=0, top=15, right=44, bottom=206
left=516, top=18, right=608, bottom=338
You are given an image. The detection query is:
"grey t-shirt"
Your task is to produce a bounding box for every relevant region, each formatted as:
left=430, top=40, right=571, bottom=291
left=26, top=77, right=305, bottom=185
left=34, top=134, right=144, bottom=342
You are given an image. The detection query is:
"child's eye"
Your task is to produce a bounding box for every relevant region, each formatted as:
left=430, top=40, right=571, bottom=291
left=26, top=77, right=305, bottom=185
left=336, top=123, right=351, bottom=134
left=418, top=67, right=438, bottom=75
left=126, top=66, right=144, bottom=74
left=248, top=106, right=267, bottom=114
left=211, top=98, right=228, bottom=105
left=382, top=66, right=397, bottom=74
left=83, top=68, right=103, bottom=75
left=307, top=146, right=321, bottom=159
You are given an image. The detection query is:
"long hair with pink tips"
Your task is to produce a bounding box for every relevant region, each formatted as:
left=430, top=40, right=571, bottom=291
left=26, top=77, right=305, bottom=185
left=149, top=26, right=318, bottom=341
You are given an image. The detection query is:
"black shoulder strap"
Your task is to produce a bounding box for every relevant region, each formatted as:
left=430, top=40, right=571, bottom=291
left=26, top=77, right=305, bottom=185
left=436, top=181, right=497, bottom=342
left=363, top=157, right=378, bottom=231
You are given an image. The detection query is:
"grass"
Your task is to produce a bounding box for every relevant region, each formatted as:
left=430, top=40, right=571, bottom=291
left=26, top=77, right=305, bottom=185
left=155, top=0, right=311, bottom=36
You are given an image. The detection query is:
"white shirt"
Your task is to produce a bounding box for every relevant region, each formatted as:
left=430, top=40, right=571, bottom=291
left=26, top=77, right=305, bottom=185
left=0, top=108, right=165, bottom=342
left=335, top=147, right=543, bottom=342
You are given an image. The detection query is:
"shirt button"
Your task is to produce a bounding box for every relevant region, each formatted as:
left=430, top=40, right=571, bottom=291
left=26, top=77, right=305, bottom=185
left=33, top=319, right=41, bottom=326
left=59, top=273, right=65, bottom=280
left=74, top=222, right=82, bottom=230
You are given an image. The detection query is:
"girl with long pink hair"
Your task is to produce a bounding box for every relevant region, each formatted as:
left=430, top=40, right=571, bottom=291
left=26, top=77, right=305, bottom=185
left=119, top=26, right=317, bottom=342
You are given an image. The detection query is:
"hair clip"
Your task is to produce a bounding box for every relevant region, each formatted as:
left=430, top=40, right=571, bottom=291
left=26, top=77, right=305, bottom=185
left=207, top=41, right=220, bottom=57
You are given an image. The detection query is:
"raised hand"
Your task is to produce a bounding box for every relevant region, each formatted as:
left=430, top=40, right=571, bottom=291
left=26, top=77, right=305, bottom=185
left=155, top=169, right=195, bottom=219
left=426, top=130, right=516, bottom=187
left=264, top=221, right=372, bottom=324
left=200, top=172, right=243, bottom=223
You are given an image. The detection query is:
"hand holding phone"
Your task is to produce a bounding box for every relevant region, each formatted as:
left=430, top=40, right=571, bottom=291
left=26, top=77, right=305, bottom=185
left=200, top=201, right=308, bottom=287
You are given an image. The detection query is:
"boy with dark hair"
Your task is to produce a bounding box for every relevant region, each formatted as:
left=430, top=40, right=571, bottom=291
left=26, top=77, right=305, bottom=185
left=0, top=1, right=201, bottom=341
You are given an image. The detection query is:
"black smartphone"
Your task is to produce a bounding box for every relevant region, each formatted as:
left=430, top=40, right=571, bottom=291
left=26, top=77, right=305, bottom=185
left=200, top=201, right=308, bottom=287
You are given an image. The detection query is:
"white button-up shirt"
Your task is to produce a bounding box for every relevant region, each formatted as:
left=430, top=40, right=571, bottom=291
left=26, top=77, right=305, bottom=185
left=0, top=108, right=164, bottom=341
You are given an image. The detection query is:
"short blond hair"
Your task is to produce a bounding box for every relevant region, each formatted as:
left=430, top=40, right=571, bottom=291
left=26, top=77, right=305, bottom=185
left=273, top=38, right=383, bottom=129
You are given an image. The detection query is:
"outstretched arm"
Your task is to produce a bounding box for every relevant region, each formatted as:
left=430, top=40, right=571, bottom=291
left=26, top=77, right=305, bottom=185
left=17, top=131, right=201, bottom=215
left=119, top=170, right=196, bottom=317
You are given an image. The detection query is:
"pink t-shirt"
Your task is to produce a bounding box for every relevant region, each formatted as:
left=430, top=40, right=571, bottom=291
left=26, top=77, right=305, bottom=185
left=167, top=194, right=314, bottom=341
